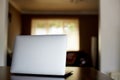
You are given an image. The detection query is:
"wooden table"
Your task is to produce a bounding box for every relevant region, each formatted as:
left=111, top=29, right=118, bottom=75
left=0, top=67, right=112, bottom=80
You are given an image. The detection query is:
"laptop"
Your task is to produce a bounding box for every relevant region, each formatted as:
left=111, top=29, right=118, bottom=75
left=11, top=75, right=65, bottom=80
left=11, top=35, right=67, bottom=76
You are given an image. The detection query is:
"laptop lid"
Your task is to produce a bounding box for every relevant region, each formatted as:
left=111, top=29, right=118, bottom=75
left=11, top=35, right=67, bottom=76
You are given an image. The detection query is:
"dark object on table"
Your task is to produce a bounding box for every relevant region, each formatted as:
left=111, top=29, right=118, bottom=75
left=7, top=53, right=12, bottom=66
left=74, top=51, right=92, bottom=67
left=65, top=71, right=73, bottom=78
left=66, top=51, right=92, bottom=67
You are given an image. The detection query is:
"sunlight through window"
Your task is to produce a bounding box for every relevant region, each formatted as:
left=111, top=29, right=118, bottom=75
left=31, top=19, right=80, bottom=51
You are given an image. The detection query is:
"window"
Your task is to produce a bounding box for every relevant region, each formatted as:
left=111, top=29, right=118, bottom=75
left=31, top=18, right=79, bottom=51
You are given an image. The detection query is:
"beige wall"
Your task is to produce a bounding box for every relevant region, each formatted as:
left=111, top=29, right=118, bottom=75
left=100, top=0, right=120, bottom=74
left=0, top=0, right=8, bottom=66
left=8, top=4, right=21, bottom=54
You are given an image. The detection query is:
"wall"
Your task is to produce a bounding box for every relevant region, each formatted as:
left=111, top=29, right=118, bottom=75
left=21, top=14, right=98, bottom=54
left=8, top=4, right=21, bottom=53
left=80, top=15, right=98, bottom=54
left=99, top=0, right=120, bottom=74
left=0, top=0, right=8, bottom=66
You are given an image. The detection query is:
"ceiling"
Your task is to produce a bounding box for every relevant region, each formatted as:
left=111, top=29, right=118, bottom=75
left=9, top=0, right=99, bottom=14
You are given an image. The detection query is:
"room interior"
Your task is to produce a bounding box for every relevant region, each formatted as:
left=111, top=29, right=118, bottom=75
left=1, top=0, right=120, bottom=78
left=7, top=0, right=99, bottom=69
